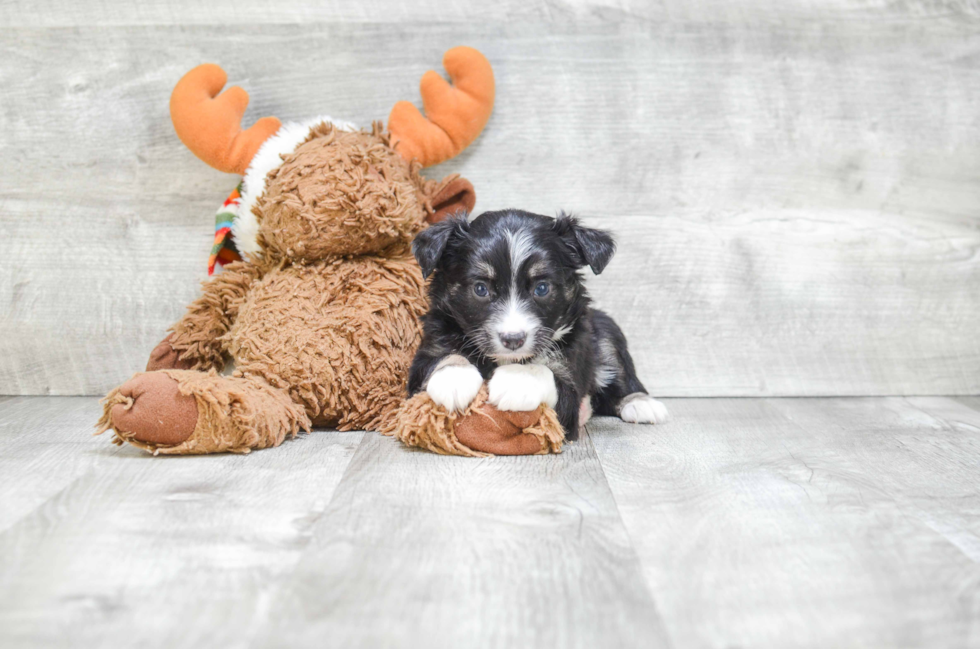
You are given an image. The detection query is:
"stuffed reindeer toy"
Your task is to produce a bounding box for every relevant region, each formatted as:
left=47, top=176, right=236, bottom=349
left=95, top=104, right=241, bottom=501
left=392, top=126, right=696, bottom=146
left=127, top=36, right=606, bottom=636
left=97, top=47, right=566, bottom=456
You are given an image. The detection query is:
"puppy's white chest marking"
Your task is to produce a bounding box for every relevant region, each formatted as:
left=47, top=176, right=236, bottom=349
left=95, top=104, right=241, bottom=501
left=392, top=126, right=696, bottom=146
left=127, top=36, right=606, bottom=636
left=425, top=356, right=483, bottom=413
left=488, top=363, right=558, bottom=412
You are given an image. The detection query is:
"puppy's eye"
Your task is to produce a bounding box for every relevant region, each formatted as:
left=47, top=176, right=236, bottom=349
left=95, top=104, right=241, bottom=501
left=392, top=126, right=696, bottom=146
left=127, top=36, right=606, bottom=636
left=473, top=282, right=490, bottom=298
left=534, top=281, right=550, bottom=297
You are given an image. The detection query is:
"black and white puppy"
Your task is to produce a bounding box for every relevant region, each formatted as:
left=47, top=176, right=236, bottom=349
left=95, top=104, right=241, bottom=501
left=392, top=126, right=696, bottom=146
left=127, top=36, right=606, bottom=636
left=407, top=209, right=668, bottom=441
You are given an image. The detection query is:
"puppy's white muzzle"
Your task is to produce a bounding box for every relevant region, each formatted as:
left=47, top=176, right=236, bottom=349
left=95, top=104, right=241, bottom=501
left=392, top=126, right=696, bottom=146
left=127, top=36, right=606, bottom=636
left=490, top=296, right=538, bottom=360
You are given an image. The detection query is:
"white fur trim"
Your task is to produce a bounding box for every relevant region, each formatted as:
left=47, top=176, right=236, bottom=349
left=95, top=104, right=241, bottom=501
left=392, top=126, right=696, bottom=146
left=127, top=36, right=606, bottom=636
left=233, top=115, right=358, bottom=259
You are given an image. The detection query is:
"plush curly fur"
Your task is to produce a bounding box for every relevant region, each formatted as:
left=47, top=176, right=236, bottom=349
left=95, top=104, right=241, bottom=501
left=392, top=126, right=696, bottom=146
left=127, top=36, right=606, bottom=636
left=257, top=124, right=431, bottom=261
left=225, top=251, right=428, bottom=431
left=98, top=125, right=433, bottom=452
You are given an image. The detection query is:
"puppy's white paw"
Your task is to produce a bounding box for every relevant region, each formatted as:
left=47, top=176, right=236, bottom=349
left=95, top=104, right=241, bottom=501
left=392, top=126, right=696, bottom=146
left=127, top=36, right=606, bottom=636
left=619, top=394, right=669, bottom=424
left=425, top=363, right=483, bottom=413
left=488, top=364, right=558, bottom=412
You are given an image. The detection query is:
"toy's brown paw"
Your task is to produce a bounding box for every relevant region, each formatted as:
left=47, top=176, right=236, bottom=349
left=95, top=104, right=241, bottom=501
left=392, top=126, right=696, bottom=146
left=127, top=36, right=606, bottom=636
left=146, top=333, right=196, bottom=372
left=455, top=403, right=547, bottom=455
left=110, top=373, right=199, bottom=446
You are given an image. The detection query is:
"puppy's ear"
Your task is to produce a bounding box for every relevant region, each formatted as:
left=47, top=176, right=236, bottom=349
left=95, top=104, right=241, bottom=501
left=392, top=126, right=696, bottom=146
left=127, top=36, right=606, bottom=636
left=554, top=212, right=616, bottom=275
left=412, top=215, right=469, bottom=279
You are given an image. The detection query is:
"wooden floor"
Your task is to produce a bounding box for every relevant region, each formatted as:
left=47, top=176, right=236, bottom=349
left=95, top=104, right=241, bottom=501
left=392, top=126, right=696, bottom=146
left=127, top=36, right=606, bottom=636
left=1, top=396, right=978, bottom=648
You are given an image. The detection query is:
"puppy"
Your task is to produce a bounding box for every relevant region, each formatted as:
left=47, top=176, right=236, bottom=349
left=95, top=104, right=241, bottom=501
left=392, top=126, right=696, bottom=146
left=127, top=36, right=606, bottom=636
left=407, top=209, right=668, bottom=441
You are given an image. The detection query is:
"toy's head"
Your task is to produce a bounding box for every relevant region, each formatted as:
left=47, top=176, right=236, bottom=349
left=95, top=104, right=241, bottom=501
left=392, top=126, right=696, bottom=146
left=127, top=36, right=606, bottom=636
left=169, top=47, right=494, bottom=267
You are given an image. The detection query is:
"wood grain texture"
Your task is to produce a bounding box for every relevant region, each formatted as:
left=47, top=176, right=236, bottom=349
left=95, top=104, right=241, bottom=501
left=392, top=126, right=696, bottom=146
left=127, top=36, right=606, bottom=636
left=588, top=211, right=980, bottom=396
left=252, top=432, right=670, bottom=648
left=2, top=7, right=980, bottom=395
left=5, top=0, right=980, bottom=26
left=0, top=396, right=364, bottom=648
left=4, top=396, right=980, bottom=647
left=0, top=397, right=109, bottom=531
left=590, top=397, right=980, bottom=648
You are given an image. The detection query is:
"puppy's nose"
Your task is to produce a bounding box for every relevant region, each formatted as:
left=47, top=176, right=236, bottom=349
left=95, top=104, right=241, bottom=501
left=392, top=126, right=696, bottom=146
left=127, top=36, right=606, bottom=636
left=499, top=331, right=527, bottom=351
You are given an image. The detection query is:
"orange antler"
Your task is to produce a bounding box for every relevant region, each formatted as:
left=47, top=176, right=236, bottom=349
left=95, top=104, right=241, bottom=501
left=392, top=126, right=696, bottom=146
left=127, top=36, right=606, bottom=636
left=170, top=64, right=282, bottom=175
left=388, top=47, right=495, bottom=168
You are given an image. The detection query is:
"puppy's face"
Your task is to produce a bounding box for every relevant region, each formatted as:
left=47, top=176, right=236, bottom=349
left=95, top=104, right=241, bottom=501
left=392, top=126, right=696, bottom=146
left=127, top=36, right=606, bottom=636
left=414, top=209, right=615, bottom=362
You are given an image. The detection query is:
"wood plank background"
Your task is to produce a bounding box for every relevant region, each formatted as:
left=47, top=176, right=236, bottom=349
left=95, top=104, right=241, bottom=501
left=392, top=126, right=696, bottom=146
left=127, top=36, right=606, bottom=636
left=2, top=1, right=979, bottom=396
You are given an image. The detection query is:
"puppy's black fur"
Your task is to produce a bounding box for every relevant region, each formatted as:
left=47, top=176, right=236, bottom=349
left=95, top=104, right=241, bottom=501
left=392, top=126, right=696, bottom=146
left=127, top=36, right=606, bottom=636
left=408, top=209, right=651, bottom=440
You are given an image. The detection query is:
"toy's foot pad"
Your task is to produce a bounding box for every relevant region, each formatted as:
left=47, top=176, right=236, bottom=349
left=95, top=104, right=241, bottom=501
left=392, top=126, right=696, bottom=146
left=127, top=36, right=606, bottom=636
left=455, top=404, right=547, bottom=455
left=104, top=373, right=199, bottom=446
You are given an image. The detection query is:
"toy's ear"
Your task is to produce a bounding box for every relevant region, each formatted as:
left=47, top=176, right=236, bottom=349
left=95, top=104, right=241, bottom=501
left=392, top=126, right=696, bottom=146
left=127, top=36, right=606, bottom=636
left=412, top=215, right=469, bottom=279
left=427, top=175, right=476, bottom=224
left=553, top=212, right=616, bottom=275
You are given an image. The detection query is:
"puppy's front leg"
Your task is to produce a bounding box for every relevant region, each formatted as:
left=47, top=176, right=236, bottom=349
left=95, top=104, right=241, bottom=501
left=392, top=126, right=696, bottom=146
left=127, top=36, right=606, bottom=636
left=487, top=363, right=559, bottom=412
left=554, top=381, right=583, bottom=442
left=423, top=354, right=484, bottom=413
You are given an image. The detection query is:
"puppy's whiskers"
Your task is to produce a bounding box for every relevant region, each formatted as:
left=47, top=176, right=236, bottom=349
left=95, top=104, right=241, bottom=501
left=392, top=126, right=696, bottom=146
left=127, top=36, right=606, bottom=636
left=459, top=330, right=492, bottom=363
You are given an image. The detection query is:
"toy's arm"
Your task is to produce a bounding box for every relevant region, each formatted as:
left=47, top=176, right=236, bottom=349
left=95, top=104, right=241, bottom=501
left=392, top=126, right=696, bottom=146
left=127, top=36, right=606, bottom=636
left=389, top=386, right=565, bottom=457
left=147, top=261, right=263, bottom=372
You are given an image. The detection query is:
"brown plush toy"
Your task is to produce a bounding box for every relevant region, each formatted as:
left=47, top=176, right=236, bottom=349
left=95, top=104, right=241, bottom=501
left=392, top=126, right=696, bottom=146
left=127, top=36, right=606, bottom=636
left=96, top=47, right=566, bottom=456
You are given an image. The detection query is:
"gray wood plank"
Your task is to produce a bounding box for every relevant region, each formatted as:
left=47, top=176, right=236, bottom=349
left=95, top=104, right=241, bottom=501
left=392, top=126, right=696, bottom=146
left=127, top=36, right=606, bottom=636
left=4, top=395, right=980, bottom=647
left=590, top=397, right=980, bottom=648
left=5, top=0, right=980, bottom=26
left=0, top=397, right=116, bottom=531
left=0, top=396, right=364, bottom=648
left=588, top=211, right=980, bottom=396
left=955, top=396, right=980, bottom=412
left=3, top=17, right=980, bottom=396
left=2, top=0, right=543, bottom=25
left=252, top=431, right=670, bottom=648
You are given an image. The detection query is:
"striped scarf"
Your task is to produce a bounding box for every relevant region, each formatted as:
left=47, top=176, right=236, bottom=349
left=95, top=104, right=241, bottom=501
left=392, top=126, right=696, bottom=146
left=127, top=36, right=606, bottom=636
left=208, top=183, right=245, bottom=275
